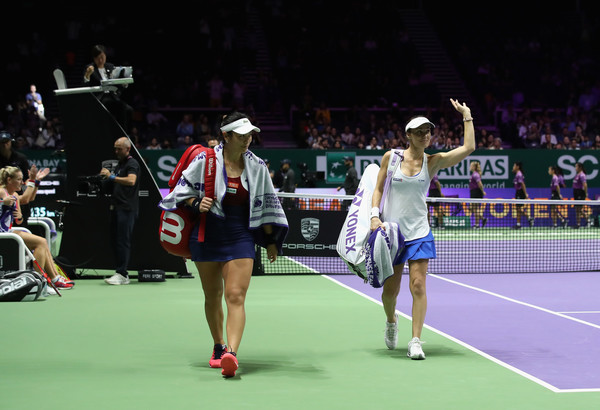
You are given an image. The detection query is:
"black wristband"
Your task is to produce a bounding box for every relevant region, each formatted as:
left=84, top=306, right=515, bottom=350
left=190, top=198, right=201, bottom=213
left=265, top=232, right=276, bottom=245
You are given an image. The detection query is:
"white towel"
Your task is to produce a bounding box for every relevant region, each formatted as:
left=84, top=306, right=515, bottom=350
left=158, top=145, right=288, bottom=251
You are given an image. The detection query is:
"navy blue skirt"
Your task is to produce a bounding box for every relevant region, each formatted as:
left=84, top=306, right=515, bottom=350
left=189, top=205, right=255, bottom=262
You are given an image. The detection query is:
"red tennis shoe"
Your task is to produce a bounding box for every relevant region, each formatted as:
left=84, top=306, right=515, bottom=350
left=221, top=352, right=238, bottom=377
left=209, top=344, right=227, bottom=368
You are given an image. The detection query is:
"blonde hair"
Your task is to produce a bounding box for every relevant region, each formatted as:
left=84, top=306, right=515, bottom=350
left=0, top=166, right=21, bottom=187
left=470, top=161, right=481, bottom=173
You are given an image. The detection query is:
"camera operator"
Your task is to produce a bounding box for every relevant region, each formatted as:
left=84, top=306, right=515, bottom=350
left=99, top=136, right=140, bottom=285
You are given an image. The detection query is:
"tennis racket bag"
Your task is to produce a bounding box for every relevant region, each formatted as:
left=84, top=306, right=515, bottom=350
left=336, top=163, right=380, bottom=280
left=336, top=150, right=403, bottom=284
left=0, top=270, right=46, bottom=302
left=159, top=144, right=216, bottom=258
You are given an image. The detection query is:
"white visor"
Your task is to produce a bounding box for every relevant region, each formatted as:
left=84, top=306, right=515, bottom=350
left=220, top=118, right=261, bottom=134
left=405, top=116, right=435, bottom=132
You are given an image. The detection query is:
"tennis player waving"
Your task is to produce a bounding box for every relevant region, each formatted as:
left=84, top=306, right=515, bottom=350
left=370, top=98, right=475, bottom=359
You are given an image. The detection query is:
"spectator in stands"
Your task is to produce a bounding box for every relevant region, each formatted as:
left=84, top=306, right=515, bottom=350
left=177, top=135, right=195, bottom=150
left=145, top=137, right=162, bottom=150
left=320, top=138, right=331, bottom=150
left=523, top=122, right=541, bottom=148
left=175, top=114, right=195, bottom=142
left=580, top=133, right=592, bottom=148
left=34, top=119, right=60, bottom=149
left=430, top=128, right=444, bottom=149
left=441, top=136, right=454, bottom=150
left=568, top=138, right=581, bottom=150
left=305, top=127, right=319, bottom=149
left=340, top=125, right=355, bottom=148
left=540, top=124, right=557, bottom=146
left=25, top=84, right=45, bottom=121
left=517, top=116, right=532, bottom=147
left=366, top=136, right=382, bottom=150
left=489, top=137, right=504, bottom=150
left=573, top=124, right=588, bottom=146
left=373, top=126, right=388, bottom=147
left=355, top=131, right=368, bottom=149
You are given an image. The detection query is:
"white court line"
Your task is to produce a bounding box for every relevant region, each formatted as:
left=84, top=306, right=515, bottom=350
left=559, top=311, right=600, bottom=314
left=323, top=274, right=600, bottom=393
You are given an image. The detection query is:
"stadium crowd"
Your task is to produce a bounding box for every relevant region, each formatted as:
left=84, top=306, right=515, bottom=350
left=0, top=1, right=598, bottom=152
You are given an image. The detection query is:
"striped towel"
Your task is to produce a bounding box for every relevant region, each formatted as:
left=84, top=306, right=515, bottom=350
left=364, top=222, right=404, bottom=288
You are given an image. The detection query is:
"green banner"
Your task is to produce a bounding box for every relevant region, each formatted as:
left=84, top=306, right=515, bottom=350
left=19, top=148, right=600, bottom=189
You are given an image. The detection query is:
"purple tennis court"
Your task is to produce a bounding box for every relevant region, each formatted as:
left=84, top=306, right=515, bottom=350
left=329, top=271, right=600, bottom=392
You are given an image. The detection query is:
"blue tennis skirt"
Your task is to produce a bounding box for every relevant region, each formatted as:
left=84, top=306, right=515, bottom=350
left=189, top=205, right=255, bottom=262
left=393, top=230, right=436, bottom=266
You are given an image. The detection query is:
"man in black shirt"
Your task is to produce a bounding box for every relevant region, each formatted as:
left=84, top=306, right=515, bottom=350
left=278, top=159, right=296, bottom=210
left=100, top=136, right=140, bottom=285
left=337, top=156, right=359, bottom=210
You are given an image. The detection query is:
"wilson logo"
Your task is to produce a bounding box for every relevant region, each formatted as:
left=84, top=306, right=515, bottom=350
left=207, top=157, right=214, bottom=176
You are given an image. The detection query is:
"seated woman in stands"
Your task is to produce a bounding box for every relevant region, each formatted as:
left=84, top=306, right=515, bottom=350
left=0, top=166, right=73, bottom=289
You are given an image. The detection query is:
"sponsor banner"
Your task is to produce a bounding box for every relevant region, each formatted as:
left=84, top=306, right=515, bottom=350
left=22, top=149, right=600, bottom=190
left=282, top=210, right=346, bottom=257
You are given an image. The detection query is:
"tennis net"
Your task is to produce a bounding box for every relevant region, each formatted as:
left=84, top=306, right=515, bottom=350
left=255, top=193, right=600, bottom=275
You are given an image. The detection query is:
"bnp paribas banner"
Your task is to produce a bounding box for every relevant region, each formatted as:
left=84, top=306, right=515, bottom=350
left=314, top=149, right=599, bottom=190
left=24, top=148, right=600, bottom=189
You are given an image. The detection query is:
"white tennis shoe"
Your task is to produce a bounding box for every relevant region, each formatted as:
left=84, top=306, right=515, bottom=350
left=384, top=315, right=398, bottom=350
left=407, top=337, right=426, bottom=360
left=104, top=273, right=130, bottom=285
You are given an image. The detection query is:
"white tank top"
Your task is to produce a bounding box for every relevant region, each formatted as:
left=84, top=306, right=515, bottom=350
left=381, top=149, right=431, bottom=241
